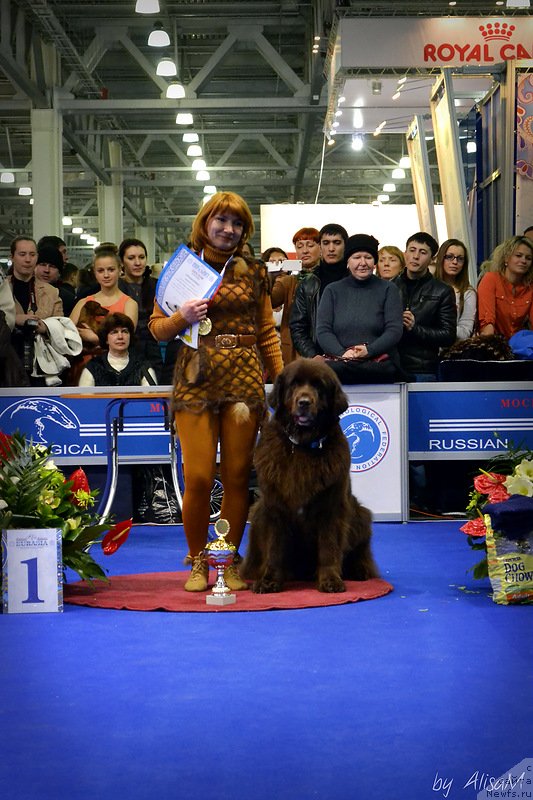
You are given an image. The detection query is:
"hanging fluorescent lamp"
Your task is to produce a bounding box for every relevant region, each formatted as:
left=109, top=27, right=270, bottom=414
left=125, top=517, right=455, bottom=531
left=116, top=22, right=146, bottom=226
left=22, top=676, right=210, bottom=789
left=182, top=132, right=199, bottom=143
left=62, top=216, right=73, bottom=226
left=186, top=144, right=202, bottom=157
left=351, top=134, right=364, bottom=152
left=391, top=168, right=405, bottom=180
left=18, top=187, right=32, bottom=196
left=166, top=82, right=185, bottom=99
left=191, top=158, right=206, bottom=171
left=383, top=183, right=396, bottom=192
left=377, top=194, right=390, bottom=203
left=148, top=22, right=170, bottom=47
left=0, top=171, right=15, bottom=183
left=195, top=170, right=210, bottom=181
left=176, top=113, right=193, bottom=125
left=156, top=58, right=177, bottom=77
left=399, top=155, right=411, bottom=169
left=466, top=141, right=477, bottom=153
left=203, top=185, right=217, bottom=194
left=72, top=227, right=83, bottom=234
left=135, top=0, right=160, bottom=13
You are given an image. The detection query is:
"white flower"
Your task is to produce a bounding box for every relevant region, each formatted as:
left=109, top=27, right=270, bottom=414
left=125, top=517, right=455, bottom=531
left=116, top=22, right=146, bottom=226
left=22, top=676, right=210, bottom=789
left=10, top=476, right=20, bottom=485
left=504, top=474, right=533, bottom=497
left=42, top=458, right=57, bottom=471
left=515, top=458, right=533, bottom=481
left=0, top=498, right=7, bottom=510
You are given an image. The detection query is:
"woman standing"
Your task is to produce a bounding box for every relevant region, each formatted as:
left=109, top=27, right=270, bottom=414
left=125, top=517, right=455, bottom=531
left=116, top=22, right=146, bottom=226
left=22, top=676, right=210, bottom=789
left=316, top=234, right=403, bottom=383
left=70, top=247, right=138, bottom=349
left=434, top=239, right=476, bottom=340
left=376, top=246, right=405, bottom=281
left=118, top=238, right=163, bottom=380
left=149, top=192, right=283, bottom=592
left=477, top=235, right=533, bottom=340
left=270, top=228, right=320, bottom=365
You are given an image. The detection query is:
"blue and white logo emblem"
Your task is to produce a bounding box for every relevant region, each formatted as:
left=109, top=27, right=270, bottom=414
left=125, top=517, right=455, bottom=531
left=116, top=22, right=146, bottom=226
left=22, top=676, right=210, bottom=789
left=341, top=405, right=389, bottom=472
left=0, top=397, right=80, bottom=443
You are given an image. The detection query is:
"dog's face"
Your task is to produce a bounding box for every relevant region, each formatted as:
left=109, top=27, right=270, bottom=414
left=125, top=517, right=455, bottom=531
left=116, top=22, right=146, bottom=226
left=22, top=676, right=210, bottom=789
left=269, top=359, right=348, bottom=435
left=78, top=300, right=109, bottom=331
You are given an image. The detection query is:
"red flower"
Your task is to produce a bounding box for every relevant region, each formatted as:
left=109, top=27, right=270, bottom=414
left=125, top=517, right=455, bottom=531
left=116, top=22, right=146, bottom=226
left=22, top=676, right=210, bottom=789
left=101, top=518, right=133, bottom=555
left=66, top=468, right=91, bottom=506
left=473, top=472, right=507, bottom=494
left=486, top=485, right=511, bottom=504
left=0, top=431, right=13, bottom=461
left=460, top=517, right=487, bottom=538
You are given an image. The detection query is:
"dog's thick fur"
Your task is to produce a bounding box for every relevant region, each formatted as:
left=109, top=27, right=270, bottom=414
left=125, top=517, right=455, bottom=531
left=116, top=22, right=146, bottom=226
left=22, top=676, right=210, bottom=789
left=242, top=359, right=379, bottom=593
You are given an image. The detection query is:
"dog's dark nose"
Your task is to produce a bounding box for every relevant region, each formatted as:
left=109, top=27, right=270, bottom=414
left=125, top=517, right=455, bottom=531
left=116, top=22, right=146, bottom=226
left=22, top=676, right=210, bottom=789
left=297, top=397, right=311, bottom=409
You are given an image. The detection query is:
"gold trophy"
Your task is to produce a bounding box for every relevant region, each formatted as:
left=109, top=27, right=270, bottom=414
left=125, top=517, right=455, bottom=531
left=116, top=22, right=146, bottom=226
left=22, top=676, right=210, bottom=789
left=205, top=519, right=237, bottom=606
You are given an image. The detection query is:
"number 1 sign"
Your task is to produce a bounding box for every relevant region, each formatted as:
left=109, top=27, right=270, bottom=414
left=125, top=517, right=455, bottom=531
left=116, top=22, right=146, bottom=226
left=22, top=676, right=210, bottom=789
left=2, top=529, right=63, bottom=613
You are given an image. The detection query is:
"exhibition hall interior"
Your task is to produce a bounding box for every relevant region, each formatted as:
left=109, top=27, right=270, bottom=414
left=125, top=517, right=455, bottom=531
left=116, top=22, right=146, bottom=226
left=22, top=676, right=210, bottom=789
left=0, top=3, right=532, bottom=800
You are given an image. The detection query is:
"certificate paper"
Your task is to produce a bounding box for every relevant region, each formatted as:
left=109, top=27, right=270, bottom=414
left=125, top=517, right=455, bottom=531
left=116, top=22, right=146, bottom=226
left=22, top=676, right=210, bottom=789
left=156, top=244, right=222, bottom=348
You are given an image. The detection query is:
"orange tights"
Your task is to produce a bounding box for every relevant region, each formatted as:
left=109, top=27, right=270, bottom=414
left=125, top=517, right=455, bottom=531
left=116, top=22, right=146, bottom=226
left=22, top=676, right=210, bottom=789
left=174, top=405, right=260, bottom=557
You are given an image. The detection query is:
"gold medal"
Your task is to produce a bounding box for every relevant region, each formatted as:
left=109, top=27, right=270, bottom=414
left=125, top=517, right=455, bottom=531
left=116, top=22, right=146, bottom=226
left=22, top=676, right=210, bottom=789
left=198, top=317, right=212, bottom=335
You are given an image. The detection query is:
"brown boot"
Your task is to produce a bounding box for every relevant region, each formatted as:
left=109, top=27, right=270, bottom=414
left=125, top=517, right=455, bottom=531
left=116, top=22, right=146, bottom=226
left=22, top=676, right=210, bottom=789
left=224, top=556, right=249, bottom=591
left=184, top=554, right=209, bottom=592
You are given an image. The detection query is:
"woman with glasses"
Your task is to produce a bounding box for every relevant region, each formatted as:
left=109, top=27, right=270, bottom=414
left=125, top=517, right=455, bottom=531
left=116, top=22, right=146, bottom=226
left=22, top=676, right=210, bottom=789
left=434, top=239, right=476, bottom=340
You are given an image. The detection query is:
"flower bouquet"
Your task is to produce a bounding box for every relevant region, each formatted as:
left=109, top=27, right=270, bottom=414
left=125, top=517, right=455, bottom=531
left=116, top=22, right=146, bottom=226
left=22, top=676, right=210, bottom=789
left=0, top=430, right=131, bottom=583
left=460, top=447, right=533, bottom=579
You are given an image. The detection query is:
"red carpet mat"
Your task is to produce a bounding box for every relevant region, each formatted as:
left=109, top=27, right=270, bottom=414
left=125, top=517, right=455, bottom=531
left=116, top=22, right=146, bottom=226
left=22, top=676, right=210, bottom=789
left=63, top=571, right=393, bottom=612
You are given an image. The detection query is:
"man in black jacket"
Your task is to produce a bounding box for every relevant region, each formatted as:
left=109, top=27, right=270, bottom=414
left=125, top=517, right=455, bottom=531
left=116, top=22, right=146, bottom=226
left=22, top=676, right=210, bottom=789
left=393, top=232, right=456, bottom=381
left=289, top=222, right=348, bottom=358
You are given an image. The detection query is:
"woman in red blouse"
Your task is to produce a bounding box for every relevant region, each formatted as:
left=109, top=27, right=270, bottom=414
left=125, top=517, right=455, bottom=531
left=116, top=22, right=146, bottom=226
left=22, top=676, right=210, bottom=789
left=477, top=236, right=533, bottom=340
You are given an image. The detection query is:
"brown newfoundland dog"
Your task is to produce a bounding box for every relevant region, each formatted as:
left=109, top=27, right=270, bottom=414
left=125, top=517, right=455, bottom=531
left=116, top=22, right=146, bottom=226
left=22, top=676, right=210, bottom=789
left=241, top=359, right=379, bottom=593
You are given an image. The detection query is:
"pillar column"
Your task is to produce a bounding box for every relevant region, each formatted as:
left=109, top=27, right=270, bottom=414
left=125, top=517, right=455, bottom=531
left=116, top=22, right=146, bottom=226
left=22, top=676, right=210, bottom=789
left=135, top=197, right=156, bottom=262
left=97, top=140, right=123, bottom=245
left=31, top=108, right=63, bottom=239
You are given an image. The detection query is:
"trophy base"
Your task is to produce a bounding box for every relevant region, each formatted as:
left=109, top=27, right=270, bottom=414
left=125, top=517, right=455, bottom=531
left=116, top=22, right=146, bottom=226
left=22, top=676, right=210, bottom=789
left=206, top=593, right=236, bottom=606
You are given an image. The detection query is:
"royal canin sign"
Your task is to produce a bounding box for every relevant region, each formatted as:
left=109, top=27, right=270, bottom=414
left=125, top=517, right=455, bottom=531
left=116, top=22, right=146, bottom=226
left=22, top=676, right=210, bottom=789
left=336, top=18, right=533, bottom=69
left=424, top=23, right=531, bottom=63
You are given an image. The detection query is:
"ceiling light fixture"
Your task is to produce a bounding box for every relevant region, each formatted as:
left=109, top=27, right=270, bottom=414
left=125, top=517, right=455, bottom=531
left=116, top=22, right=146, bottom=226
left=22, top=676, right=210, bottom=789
left=399, top=155, right=411, bottom=169
left=176, top=113, right=193, bottom=125
left=135, top=0, right=160, bottom=13
left=377, top=194, right=390, bottom=203
left=148, top=22, right=170, bottom=47
left=166, top=82, right=185, bottom=99
left=29, top=198, right=34, bottom=205
left=327, top=138, right=336, bottom=147
left=72, top=227, right=83, bottom=234
left=186, top=144, right=202, bottom=157
left=392, top=91, right=401, bottom=101
left=203, top=185, right=217, bottom=194
left=391, top=168, right=406, bottom=180
left=182, top=132, right=199, bottom=143
left=196, top=170, right=210, bottom=181
left=466, top=141, right=477, bottom=153
left=352, top=109, right=364, bottom=129
left=383, top=183, right=396, bottom=192
left=191, top=158, right=206, bottom=170
left=156, top=58, right=177, bottom=77
left=505, top=0, right=529, bottom=7
left=371, top=80, right=382, bottom=96
left=62, top=216, right=73, bottom=226
left=0, top=171, right=15, bottom=183
left=18, top=187, right=32, bottom=196
left=351, top=134, right=364, bottom=152
left=373, top=121, right=386, bottom=137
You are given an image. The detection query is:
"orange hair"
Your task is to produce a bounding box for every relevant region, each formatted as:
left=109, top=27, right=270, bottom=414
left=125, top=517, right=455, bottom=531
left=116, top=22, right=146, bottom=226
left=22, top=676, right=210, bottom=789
left=190, top=191, right=254, bottom=252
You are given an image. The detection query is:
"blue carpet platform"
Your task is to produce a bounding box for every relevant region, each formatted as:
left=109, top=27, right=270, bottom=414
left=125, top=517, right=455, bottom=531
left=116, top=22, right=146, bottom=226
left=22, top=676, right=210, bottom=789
left=1, top=520, right=531, bottom=800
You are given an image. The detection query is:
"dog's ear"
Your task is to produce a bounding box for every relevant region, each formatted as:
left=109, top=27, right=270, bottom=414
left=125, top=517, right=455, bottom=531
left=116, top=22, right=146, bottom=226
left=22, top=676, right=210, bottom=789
left=268, top=371, right=285, bottom=412
left=331, top=377, right=348, bottom=417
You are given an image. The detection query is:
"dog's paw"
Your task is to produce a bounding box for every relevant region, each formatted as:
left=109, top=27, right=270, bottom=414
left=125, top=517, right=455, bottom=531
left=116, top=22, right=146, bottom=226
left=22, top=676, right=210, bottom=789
left=253, top=578, right=282, bottom=594
left=318, top=575, right=346, bottom=593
